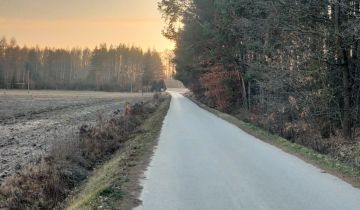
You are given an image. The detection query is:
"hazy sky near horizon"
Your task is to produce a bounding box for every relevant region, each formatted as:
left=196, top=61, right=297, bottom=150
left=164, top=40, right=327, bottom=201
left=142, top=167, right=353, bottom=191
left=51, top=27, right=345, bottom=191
left=0, top=0, right=173, bottom=51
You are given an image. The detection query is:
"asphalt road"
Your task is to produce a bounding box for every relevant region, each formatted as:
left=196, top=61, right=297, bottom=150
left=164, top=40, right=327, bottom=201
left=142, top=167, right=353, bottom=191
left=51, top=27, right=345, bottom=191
left=137, top=91, right=360, bottom=210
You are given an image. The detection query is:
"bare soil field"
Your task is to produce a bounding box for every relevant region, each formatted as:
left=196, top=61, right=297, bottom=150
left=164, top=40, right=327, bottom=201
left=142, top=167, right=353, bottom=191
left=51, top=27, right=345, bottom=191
left=0, top=90, right=153, bottom=183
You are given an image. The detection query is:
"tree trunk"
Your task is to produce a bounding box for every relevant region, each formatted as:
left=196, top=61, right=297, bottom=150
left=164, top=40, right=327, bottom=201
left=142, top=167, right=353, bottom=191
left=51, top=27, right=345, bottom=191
left=335, top=0, right=352, bottom=139
left=248, top=80, right=251, bottom=111
left=342, top=49, right=352, bottom=139
left=240, top=74, right=247, bottom=109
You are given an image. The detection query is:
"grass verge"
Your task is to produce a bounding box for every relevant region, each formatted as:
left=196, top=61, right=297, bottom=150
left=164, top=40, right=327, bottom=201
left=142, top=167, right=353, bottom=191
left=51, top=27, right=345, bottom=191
left=187, top=95, right=360, bottom=188
left=66, top=96, right=171, bottom=210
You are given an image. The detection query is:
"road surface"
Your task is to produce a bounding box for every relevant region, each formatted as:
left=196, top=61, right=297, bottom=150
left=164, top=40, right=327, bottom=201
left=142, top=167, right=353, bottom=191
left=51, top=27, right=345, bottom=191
left=137, top=91, right=360, bottom=210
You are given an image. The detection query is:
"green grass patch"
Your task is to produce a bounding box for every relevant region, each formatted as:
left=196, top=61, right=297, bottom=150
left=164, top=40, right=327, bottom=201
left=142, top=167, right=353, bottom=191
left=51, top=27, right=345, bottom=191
left=98, top=187, right=125, bottom=199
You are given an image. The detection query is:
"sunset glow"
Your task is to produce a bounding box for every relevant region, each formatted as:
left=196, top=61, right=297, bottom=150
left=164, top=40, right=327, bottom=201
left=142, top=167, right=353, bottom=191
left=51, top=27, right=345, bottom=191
left=0, top=0, right=174, bottom=51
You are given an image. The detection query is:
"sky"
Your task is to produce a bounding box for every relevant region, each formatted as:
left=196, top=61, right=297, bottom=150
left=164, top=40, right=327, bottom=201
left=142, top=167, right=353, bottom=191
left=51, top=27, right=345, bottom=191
left=0, top=0, right=174, bottom=51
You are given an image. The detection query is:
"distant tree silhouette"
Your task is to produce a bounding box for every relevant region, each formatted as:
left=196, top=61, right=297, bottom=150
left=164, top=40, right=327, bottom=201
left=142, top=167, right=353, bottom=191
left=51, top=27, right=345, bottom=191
left=0, top=37, right=165, bottom=91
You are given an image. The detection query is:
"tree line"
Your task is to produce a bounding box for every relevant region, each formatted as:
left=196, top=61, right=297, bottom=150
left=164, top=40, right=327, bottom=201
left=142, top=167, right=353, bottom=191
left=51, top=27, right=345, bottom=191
left=159, top=0, right=360, bottom=148
left=0, top=37, right=165, bottom=91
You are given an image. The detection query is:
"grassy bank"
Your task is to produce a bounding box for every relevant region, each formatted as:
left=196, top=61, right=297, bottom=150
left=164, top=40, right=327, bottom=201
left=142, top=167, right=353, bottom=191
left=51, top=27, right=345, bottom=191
left=0, top=94, right=170, bottom=210
left=66, top=95, right=170, bottom=210
left=187, top=95, right=360, bottom=188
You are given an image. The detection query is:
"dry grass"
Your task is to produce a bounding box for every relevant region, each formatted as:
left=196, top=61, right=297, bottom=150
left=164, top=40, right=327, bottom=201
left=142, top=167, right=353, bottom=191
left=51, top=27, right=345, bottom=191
left=66, top=94, right=171, bottom=210
left=0, top=94, right=166, bottom=210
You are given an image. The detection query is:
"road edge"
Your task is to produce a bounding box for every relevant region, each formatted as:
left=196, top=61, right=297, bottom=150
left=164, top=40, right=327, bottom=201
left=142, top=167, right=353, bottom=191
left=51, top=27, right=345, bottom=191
left=185, top=94, right=360, bottom=188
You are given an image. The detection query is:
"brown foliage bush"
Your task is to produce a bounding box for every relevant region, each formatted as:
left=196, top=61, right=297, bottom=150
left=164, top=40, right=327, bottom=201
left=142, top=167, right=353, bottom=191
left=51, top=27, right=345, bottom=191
left=0, top=159, right=66, bottom=210
left=200, top=65, right=243, bottom=112
left=79, top=115, right=142, bottom=165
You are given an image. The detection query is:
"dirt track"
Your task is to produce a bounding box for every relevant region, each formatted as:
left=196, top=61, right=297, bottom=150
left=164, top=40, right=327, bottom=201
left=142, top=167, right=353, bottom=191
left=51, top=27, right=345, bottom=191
left=0, top=90, right=152, bottom=183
